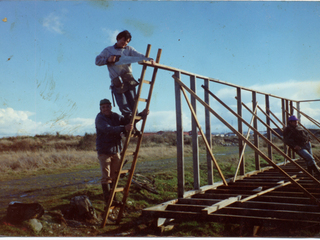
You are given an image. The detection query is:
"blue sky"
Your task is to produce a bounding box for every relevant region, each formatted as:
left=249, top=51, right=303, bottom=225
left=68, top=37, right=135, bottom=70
left=1, top=1, right=320, bottom=137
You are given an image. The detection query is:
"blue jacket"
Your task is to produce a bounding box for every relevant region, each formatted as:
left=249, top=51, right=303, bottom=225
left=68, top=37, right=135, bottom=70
left=95, top=112, right=126, bottom=155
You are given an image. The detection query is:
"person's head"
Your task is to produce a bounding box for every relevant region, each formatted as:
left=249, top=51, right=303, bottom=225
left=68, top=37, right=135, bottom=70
left=288, top=115, right=299, bottom=127
left=116, top=30, right=131, bottom=48
left=100, top=99, right=112, bottom=116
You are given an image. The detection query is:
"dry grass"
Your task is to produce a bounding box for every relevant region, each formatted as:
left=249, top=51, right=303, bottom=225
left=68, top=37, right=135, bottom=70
left=2, top=132, right=320, bottom=180
left=0, top=149, right=98, bottom=178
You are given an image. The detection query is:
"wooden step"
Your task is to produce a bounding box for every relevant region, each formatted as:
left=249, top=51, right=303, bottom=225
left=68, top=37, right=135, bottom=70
left=138, top=98, right=148, bottom=103
left=115, top=187, right=124, bottom=193
left=142, top=79, right=151, bottom=84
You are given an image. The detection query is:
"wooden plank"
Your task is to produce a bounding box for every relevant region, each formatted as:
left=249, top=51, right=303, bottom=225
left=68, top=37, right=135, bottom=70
left=240, top=180, right=296, bottom=203
left=115, top=187, right=124, bottom=192
left=202, top=196, right=241, bottom=215
left=217, top=207, right=320, bottom=221
left=192, top=193, right=315, bottom=205
left=166, top=204, right=206, bottom=212
left=142, top=209, right=320, bottom=227
left=143, top=199, right=179, bottom=211
left=138, top=98, right=148, bottom=102
left=142, top=79, right=151, bottom=84
left=178, top=198, right=320, bottom=212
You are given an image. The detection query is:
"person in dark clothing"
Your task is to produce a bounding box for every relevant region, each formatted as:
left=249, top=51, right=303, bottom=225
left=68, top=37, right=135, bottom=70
left=95, top=98, right=133, bottom=205
left=283, top=115, right=320, bottom=177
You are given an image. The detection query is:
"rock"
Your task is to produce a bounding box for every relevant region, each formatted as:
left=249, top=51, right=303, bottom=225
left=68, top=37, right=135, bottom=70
left=26, top=219, right=43, bottom=233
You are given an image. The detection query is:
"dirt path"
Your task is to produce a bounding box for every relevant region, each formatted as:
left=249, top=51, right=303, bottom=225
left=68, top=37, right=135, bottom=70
left=0, top=168, right=102, bottom=214
left=0, top=156, right=183, bottom=214
left=0, top=152, right=222, bottom=215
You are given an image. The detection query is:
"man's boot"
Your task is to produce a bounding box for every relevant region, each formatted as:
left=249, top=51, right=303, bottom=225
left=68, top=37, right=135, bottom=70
left=311, top=164, right=320, bottom=178
left=102, top=183, right=123, bottom=207
left=109, top=182, right=123, bottom=206
left=307, top=166, right=314, bottom=176
left=101, top=183, right=111, bottom=204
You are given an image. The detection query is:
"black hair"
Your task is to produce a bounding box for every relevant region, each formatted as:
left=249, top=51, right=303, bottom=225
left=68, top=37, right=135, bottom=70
left=116, top=30, right=132, bottom=41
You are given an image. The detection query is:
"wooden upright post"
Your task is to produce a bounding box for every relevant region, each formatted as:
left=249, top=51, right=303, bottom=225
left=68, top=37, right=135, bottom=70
left=237, top=87, right=245, bottom=175
left=204, top=79, right=213, bottom=185
left=252, top=91, right=260, bottom=170
left=174, top=71, right=185, bottom=198
left=265, top=95, right=272, bottom=160
left=190, top=75, right=200, bottom=190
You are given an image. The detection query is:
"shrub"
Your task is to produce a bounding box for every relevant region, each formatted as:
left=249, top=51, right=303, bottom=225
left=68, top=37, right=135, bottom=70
left=77, top=133, right=96, bottom=151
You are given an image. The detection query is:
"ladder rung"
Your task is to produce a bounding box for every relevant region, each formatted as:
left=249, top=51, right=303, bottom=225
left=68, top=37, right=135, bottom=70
left=120, top=169, right=130, bottom=174
left=115, top=187, right=124, bottom=192
left=134, top=115, right=142, bottom=121
left=139, top=98, right=148, bottom=103
left=142, top=80, right=151, bottom=84
left=125, top=151, right=135, bottom=156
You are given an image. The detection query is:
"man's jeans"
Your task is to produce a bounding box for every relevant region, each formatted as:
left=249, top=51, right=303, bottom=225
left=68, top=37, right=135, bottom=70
left=112, top=86, right=137, bottom=119
left=297, top=142, right=316, bottom=167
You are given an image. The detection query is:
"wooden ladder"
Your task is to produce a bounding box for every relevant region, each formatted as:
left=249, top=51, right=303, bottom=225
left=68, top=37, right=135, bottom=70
left=101, top=45, right=162, bottom=227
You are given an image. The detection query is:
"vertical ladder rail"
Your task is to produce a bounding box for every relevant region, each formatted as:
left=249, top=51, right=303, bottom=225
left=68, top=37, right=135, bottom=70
left=101, top=45, right=161, bottom=227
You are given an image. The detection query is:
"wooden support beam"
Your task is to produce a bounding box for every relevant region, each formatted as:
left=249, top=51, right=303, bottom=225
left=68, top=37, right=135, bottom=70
left=202, top=196, right=241, bottom=215
left=240, top=178, right=300, bottom=203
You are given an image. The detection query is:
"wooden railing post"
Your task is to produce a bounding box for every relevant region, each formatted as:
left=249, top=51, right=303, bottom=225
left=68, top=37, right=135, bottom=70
left=252, top=91, right=260, bottom=170
left=204, top=79, right=213, bottom=184
left=265, top=95, right=272, bottom=160
left=237, top=87, right=245, bottom=175
left=190, top=75, right=200, bottom=190
left=174, top=71, right=185, bottom=198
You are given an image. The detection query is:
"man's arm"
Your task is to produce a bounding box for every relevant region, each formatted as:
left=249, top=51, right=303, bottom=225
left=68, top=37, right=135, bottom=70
left=95, top=114, right=125, bottom=134
left=283, top=127, right=301, bottom=150
left=95, top=48, right=113, bottom=66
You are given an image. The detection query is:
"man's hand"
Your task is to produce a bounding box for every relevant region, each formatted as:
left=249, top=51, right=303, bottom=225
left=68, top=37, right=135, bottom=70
left=108, top=55, right=117, bottom=63
left=125, top=124, right=133, bottom=132
left=150, top=59, right=156, bottom=66
left=294, top=145, right=301, bottom=151
left=140, top=108, right=150, bottom=118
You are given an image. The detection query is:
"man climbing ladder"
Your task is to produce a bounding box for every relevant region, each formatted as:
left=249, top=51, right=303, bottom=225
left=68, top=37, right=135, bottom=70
left=95, top=30, right=155, bottom=136
left=96, top=44, right=161, bottom=227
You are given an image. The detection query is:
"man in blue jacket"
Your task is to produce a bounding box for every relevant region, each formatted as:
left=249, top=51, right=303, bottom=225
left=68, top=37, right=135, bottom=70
left=283, top=115, right=320, bottom=177
left=95, top=98, right=133, bottom=206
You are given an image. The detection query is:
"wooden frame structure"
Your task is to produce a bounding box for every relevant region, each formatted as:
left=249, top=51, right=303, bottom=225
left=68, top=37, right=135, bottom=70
left=139, top=61, right=320, bottom=228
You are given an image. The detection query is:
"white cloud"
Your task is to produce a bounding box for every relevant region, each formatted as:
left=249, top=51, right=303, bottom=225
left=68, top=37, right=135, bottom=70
left=143, top=110, right=191, bottom=132
left=0, top=108, right=41, bottom=137
left=43, top=12, right=64, bottom=34
left=101, top=28, right=119, bottom=45
left=0, top=108, right=95, bottom=138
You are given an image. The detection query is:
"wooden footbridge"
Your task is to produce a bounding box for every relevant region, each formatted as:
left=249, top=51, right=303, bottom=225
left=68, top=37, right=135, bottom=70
left=102, top=45, right=320, bottom=231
